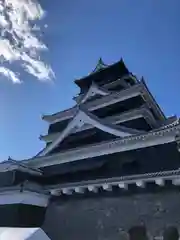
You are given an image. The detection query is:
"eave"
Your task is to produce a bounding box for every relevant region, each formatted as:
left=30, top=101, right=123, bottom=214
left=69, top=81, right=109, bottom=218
left=43, top=83, right=142, bottom=123
left=42, top=82, right=165, bottom=124
left=46, top=169, right=180, bottom=196
left=73, top=73, right=138, bottom=103
left=39, top=107, right=140, bottom=157
left=0, top=159, right=42, bottom=176
left=0, top=183, right=50, bottom=206
left=74, top=59, right=129, bottom=89
left=141, top=78, right=166, bottom=120
left=104, top=73, right=138, bottom=89
left=25, top=121, right=180, bottom=168
left=40, top=107, right=156, bottom=143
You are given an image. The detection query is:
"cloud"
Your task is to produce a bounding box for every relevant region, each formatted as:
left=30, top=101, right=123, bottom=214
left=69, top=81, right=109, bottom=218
left=0, top=66, right=20, bottom=83
left=22, top=53, right=55, bottom=81
left=0, top=0, right=54, bottom=83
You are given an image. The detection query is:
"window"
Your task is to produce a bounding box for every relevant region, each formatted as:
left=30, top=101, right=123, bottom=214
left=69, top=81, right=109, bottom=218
left=129, top=226, right=148, bottom=240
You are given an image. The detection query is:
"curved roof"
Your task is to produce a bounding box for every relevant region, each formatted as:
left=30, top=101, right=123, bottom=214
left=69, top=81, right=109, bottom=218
left=38, top=106, right=140, bottom=157
left=74, top=58, right=129, bottom=89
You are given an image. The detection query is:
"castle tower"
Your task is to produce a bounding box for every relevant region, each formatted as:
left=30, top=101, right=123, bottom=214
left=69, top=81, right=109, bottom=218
left=0, top=58, right=180, bottom=239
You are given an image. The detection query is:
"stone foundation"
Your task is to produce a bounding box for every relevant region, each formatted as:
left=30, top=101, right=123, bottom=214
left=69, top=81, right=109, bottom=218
left=43, top=190, right=180, bottom=240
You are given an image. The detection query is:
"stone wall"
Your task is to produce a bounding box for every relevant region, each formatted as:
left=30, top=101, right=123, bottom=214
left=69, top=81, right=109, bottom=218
left=43, top=190, right=180, bottom=240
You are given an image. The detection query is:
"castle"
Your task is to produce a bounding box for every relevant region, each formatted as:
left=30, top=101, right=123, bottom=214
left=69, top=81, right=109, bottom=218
left=0, top=58, right=180, bottom=239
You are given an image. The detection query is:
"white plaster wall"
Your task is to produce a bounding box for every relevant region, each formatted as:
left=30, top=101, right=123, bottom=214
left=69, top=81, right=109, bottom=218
left=0, top=228, right=50, bottom=240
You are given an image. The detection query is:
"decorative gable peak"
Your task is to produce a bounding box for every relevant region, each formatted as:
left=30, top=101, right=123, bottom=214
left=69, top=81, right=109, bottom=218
left=91, top=58, right=108, bottom=74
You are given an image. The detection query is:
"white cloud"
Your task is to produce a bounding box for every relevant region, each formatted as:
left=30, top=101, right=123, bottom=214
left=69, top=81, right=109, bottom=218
left=0, top=39, right=20, bottom=61
left=0, top=0, right=54, bottom=83
left=0, top=66, right=20, bottom=83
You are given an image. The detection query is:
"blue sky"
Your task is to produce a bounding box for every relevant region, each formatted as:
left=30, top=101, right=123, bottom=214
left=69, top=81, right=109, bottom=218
left=0, top=0, right=180, bottom=160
